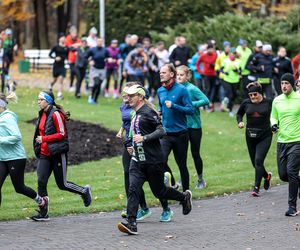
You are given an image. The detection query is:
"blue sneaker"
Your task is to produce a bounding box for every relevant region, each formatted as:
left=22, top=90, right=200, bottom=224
left=136, top=208, right=151, bottom=221
left=160, top=209, right=174, bottom=222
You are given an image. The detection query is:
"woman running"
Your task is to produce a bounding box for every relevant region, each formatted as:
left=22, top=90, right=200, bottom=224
left=117, top=84, right=192, bottom=235
left=31, top=90, right=92, bottom=221
left=49, top=34, right=69, bottom=100
left=236, top=82, right=272, bottom=197
left=0, top=92, right=45, bottom=212
left=176, top=65, right=209, bottom=189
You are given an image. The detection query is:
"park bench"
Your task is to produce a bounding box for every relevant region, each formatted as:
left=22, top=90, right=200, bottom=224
left=24, top=49, right=69, bottom=71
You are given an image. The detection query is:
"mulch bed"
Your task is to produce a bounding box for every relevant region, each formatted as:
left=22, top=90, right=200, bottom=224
left=25, top=119, right=123, bottom=172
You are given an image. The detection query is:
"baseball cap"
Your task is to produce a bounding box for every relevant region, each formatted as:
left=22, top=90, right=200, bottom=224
left=239, top=38, right=247, bottom=45
left=123, top=85, right=146, bottom=97
left=89, top=27, right=98, bottom=35
left=255, top=40, right=263, bottom=48
left=262, top=44, right=272, bottom=51
left=223, top=41, right=231, bottom=48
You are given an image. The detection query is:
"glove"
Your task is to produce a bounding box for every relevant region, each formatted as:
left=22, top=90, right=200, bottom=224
left=271, top=124, right=279, bottom=133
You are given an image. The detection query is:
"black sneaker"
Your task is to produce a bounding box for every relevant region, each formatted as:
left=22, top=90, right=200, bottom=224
left=81, top=185, right=92, bottom=207
left=39, top=196, right=49, bottom=217
left=31, top=210, right=50, bottom=222
left=264, top=172, right=272, bottom=190
left=117, top=222, right=138, bottom=235
left=285, top=207, right=299, bottom=217
left=181, top=190, right=192, bottom=215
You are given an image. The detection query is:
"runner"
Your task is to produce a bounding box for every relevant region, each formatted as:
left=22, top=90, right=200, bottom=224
left=176, top=65, right=209, bottom=189
left=236, top=82, right=272, bottom=197
left=31, top=90, right=92, bottom=221
left=158, top=64, right=194, bottom=192
left=49, top=33, right=68, bottom=100
left=85, top=38, right=109, bottom=104
left=0, top=92, right=45, bottom=211
left=117, top=84, right=192, bottom=235
left=271, top=73, right=300, bottom=216
left=116, top=82, right=150, bottom=219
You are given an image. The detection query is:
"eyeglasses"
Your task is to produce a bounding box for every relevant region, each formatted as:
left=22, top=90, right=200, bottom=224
left=248, top=92, right=258, bottom=97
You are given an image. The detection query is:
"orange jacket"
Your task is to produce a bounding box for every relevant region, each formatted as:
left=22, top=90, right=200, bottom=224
left=65, top=34, right=81, bottom=63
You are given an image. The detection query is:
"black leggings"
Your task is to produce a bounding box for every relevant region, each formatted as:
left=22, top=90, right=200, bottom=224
left=75, top=66, right=87, bottom=96
left=160, top=131, right=190, bottom=191
left=106, top=68, right=118, bottom=90
left=0, top=159, right=37, bottom=205
left=122, top=147, right=147, bottom=209
left=188, top=128, right=203, bottom=176
left=246, top=134, right=272, bottom=188
left=37, top=154, right=85, bottom=197
left=92, top=77, right=103, bottom=102
left=222, top=81, right=239, bottom=112
left=69, top=63, right=76, bottom=87
left=127, top=160, right=185, bottom=221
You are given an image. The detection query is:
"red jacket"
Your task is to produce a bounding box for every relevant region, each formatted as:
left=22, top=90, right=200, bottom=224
left=292, top=54, right=300, bottom=80
left=39, top=111, right=67, bottom=156
left=65, top=34, right=81, bottom=63
left=196, top=51, right=217, bottom=77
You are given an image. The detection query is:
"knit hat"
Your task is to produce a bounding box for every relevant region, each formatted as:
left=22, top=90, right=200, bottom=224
left=262, top=44, right=272, bottom=51
left=255, top=40, right=263, bottom=48
left=223, top=41, right=231, bottom=48
left=239, top=38, right=247, bottom=46
left=281, top=73, right=295, bottom=89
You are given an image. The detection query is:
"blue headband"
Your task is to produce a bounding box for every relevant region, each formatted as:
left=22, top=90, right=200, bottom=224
left=38, top=92, right=54, bottom=104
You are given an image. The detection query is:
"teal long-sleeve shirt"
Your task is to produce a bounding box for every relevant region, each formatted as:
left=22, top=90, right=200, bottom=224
left=271, top=91, right=300, bottom=143
left=157, top=82, right=194, bottom=133
left=183, top=81, right=209, bottom=128
left=0, top=110, right=26, bottom=161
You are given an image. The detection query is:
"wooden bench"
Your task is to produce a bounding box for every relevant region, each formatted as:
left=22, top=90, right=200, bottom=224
left=24, top=49, right=69, bottom=71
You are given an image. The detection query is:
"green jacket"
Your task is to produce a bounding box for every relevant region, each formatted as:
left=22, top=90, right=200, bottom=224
left=183, top=82, right=209, bottom=128
left=236, top=45, right=252, bottom=76
left=0, top=110, right=26, bottom=161
left=271, top=91, right=300, bottom=143
left=222, top=58, right=241, bottom=84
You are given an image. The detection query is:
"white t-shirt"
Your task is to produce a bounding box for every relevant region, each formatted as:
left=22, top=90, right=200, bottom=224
left=155, top=49, right=169, bottom=69
left=87, top=36, right=97, bottom=48
left=0, top=48, right=4, bottom=67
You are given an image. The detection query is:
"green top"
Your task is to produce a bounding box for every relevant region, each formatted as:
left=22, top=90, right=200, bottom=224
left=222, top=57, right=241, bottom=84
left=183, top=82, right=209, bottom=128
left=215, top=52, right=228, bottom=79
left=236, top=45, right=252, bottom=76
left=271, top=91, right=300, bottom=143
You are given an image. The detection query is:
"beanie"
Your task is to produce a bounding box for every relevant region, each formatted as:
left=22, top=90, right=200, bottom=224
left=281, top=73, right=295, bottom=89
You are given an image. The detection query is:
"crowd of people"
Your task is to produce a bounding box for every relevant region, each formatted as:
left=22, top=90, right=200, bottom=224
left=0, top=26, right=300, bottom=236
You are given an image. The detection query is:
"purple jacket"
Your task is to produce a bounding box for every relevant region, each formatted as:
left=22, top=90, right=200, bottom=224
left=106, top=46, right=121, bottom=70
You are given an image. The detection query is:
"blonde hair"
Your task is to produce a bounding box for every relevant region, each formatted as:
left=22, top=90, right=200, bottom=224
left=246, top=81, right=262, bottom=90
left=176, top=65, right=192, bottom=81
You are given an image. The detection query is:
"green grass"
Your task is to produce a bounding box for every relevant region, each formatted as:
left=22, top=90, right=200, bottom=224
left=0, top=86, right=279, bottom=220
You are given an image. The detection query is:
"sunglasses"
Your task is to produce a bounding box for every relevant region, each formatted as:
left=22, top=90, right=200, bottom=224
left=248, top=92, right=258, bottom=97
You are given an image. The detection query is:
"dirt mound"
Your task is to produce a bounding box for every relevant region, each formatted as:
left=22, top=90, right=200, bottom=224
left=26, top=119, right=123, bottom=172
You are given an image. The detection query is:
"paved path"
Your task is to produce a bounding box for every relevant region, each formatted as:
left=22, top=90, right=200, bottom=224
left=1, top=184, right=300, bottom=250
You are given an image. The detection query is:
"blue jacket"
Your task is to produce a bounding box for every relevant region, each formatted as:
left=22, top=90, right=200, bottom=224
left=86, top=46, right=109, bottom=69
left=157, top=82, right=194, bottom=133
left=0, top=110, right=26, bottom=161
left=189, top=53, right=202, bottom=80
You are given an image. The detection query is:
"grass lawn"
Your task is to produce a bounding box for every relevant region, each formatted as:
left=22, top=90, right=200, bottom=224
left=0, top=86, right=279, bottom=220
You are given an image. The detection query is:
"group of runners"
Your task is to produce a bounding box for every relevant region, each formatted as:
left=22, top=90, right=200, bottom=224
left=0, top=30, right=300, bottom=235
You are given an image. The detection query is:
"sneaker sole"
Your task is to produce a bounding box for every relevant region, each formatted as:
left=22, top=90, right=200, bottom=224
left=31, top=216, right=50, bottom=222
left=117, top=223, right=138, bottom=235
left=183, top=190, right=193, bottom=215
left=136, top=211, right=152, bottom=221
left=251, top=192, right=260, bottom=197
left=264, top=173, right=272, bottom=190
left=285, top=211, right=300, bottom=217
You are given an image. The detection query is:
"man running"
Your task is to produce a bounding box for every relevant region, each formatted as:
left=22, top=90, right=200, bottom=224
left=271, top=73, right=300, bottom=216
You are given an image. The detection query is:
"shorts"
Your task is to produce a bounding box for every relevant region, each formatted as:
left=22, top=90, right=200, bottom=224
left=90, top=67, right=106, bottom=85
left=53, top=65, right=66, bottom=78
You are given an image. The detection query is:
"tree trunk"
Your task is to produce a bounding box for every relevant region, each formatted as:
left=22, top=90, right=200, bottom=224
left=35, top=0, right=48, bottom=48
left=70, top=0, right=80, bottom=30
left=25, top=0, right=35, bottom=49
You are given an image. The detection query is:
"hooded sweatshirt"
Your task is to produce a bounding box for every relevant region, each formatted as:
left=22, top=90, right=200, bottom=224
left=0, top=110, right=26, bottom=161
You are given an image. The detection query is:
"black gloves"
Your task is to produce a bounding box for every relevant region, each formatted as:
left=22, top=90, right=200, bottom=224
left=271, top=124, right=279, bottom=133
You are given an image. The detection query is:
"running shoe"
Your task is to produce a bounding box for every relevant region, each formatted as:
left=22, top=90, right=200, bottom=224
left=31, top=211, right=50, bottom=222
left=117, top=221, right=138, bottom=235
left=81, top=185, right=92, bottom=207
left=121, top=209, right=127, bottom=218
left=195, top=178, right=206, bottom=189
left=251, top=187, right=260, bottom=197
left=285, top=207, right=299, bottom=217
left=264, top=172, right=272, bottom=190
left=221, top=97, right=229, bottom=112
left=181, top=190, right=192, bottom=215
left=229, top=112, right=235, bottom=118
left=136, top=208, right=152, bottom=221
left=160, top=209, right=174, bottom=222
left=164, top=172, right=172, bottom=187
left=69, top=86, right=75, bottom=92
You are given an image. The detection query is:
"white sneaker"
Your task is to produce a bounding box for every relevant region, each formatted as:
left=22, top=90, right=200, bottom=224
left=229, top=112, right=235, bottom=118
left=69, top=86, right=75, bottom=92
left=57, top=92, right=63, bottom=100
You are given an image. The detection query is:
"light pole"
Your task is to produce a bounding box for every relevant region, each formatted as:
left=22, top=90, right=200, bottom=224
left=99, top=0, right=105, bottom=45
